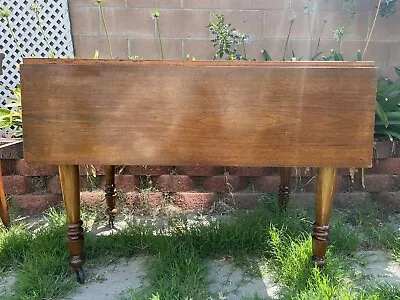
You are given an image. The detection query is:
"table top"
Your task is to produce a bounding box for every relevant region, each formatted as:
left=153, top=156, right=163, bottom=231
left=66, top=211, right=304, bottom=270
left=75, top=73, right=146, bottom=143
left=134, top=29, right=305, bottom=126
left=21, top=59, right=376, bottom=167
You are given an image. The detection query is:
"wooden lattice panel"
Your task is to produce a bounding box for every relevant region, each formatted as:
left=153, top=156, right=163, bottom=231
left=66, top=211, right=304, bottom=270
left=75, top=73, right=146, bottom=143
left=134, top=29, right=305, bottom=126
left=0, top=0, right=74, bottom=103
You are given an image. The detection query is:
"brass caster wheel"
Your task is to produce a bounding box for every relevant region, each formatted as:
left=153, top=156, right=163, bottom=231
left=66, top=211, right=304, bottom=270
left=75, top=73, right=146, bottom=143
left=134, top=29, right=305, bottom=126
left=75, top=267, right=86, bottom=284
left=108, top=215, right=115, bottom=229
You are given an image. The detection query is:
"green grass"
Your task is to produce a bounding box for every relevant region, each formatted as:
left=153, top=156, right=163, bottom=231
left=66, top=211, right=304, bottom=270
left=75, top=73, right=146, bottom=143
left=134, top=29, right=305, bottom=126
left=0, top=197, right=399, bottom=299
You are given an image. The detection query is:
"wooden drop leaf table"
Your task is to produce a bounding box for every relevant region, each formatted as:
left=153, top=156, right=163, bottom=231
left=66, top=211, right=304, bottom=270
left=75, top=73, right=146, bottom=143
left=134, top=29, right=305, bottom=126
left=20, top=59, right=376, bottom=283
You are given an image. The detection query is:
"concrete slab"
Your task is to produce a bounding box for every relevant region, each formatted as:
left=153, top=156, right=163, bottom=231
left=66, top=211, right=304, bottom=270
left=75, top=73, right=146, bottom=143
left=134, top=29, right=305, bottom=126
left=64, top=256, right=148, bottom=300
left=355, top=250, right=400, bottom=286
left=207, top=258, right=279, bottom=299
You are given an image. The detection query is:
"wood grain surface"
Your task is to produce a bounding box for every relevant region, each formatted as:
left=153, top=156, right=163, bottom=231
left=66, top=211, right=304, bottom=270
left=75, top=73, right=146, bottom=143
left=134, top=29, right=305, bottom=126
left=21, top=59, right=376, bottom=167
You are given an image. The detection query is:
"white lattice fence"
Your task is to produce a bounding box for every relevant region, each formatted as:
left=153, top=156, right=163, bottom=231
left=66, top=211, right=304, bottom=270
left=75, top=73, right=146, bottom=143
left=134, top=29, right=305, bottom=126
left=0, top=0, right=74, bottom=103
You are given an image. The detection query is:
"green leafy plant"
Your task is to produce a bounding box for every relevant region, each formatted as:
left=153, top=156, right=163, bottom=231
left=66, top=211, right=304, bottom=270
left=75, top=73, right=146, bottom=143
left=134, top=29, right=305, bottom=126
left=0, top=86, right=22, bottom=138
left=375, top=67, right=400, bottom=141
left=379, top=0, right=398, bottom=16
left=207, top=14, right=249, bottom=60
left=1, top=2, right=59, bottom=138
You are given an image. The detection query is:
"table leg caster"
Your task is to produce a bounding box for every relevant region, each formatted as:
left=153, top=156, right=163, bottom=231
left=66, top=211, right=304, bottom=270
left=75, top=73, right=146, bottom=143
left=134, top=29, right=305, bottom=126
left=75, top=267, right=86, bottom=284
left=108, top=214, right=115, bottom=229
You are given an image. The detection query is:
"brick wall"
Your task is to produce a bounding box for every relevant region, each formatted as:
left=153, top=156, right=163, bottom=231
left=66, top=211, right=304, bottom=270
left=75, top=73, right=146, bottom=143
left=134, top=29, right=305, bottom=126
left=6, top=1, right=397, bottom=215
left=68, top=0, right=400, bottom=77
left=2, top=142, right=400, bottom=214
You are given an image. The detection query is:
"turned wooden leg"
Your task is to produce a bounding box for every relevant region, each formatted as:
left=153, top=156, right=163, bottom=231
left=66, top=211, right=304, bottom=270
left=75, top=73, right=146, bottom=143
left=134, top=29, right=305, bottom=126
left=105, top=165, right=117, bottom=228
left=312, top=167, right=336, bottom=268
left=0, top=161, right=11, bottom=229
left=278, top=167, right=291, bottom=209
left=59, top=165, right=85, bottom=283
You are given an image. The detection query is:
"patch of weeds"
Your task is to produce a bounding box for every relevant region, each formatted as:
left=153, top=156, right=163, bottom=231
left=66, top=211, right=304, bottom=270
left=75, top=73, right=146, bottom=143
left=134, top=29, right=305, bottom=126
left=11, top=224, right=75, bottom=299
left=127, top=288, right=161, bottom=300
left=362, top=283, right=400, bottom=299
left=0, top=224, right=33, bottom=271
left=116, top=189, right=127, bottom=214
left=330, top=213, right=360, bottom=255
left=265, top=219, right=400, bottom=299
left=146, top=243, right=209, bottom=299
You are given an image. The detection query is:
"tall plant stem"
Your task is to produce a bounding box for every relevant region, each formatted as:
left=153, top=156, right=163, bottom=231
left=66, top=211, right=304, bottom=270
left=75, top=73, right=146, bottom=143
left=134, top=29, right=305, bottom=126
left=99, top=3, right=113, bottom=59
left=363, top=0, right=382, bottom=58
left=283, top=19, right=294, bottom=61
left=242, top=40, right=247, bottom=60
left=6, top=17, right=24, bottom=58
left=155, top=17, right=164, bottom=60
left=34, top=10, right=55, bottom=57
left=314, top=20, right=326, bottom=57
left=307, top=15, right=313, bottom=60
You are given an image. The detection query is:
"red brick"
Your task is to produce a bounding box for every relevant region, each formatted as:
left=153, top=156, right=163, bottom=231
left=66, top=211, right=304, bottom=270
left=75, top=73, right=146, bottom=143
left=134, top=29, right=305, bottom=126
left=113, top=175, right=139, bottom=192
left=369, top=158, right=400, bottom=174
left=16, top=159, right=58, bottom=176
left=373, top=192, right=400, bottom=213
left=49, top=175, right=101, bottom=194
left=334, top=192, right=373, bottom=208
left=48, top=176, right=61, bottom=194
left=125, top=165, right=174, bottom=175
left=363, top=174, right=396, bottom=192
left=80, top=191, right=104, bottom=204
left=225, top=192, right=267, bottom=209
left=14, top=194, right=62, bottom=214
left=298, top=176, right=346, bottom=192
left=176, top=166, right=225, bottom=176
left=0, top=160, right=16, bottom=176
left=124, top=191, right=162, bottom=209
left=226, top=167, right=268, bottom=177
left=254, top=176, right=280, bottom=192
left=174, top=192, right=215, bottom=209
left=3, top=176, right=32, bottom=195
left=155, top=175, right=195, bottom=192
left=202, top=176, right=243, bottom=192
